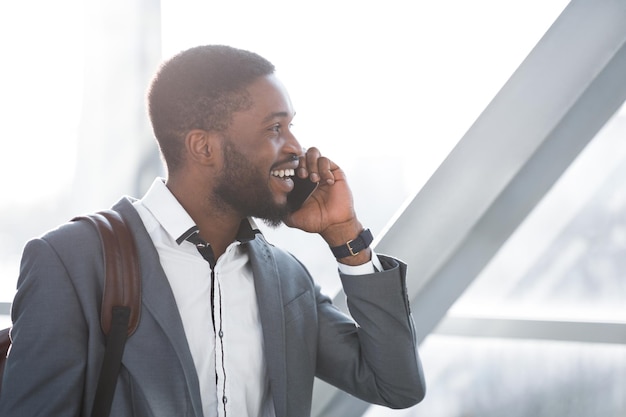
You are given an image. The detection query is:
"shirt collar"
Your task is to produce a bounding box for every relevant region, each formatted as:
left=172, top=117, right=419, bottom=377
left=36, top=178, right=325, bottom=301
left=140, top=178, right=261, bottom=246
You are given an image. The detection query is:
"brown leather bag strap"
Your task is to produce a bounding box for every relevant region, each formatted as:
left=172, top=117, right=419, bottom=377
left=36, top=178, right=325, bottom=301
left=73, top=210, right=141, bottom=336
left=73, top=210, right=142, bottom=417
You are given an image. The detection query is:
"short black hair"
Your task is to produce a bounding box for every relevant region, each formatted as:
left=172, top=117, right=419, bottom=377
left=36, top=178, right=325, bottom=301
left=147, top=45, right=275, bottom=172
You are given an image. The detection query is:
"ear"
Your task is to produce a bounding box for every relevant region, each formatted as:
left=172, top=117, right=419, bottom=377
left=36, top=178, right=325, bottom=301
left=185, top=129, right=220, bottom=166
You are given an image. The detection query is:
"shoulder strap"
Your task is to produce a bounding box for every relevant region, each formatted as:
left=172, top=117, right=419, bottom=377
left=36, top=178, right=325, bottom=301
left=76, top=210, right=141, bottom=336
left=72, top=210, right=141, bottom=417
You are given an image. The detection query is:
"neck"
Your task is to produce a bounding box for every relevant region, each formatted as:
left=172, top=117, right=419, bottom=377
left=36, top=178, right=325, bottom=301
left=166, top=175, right=243, bottom=260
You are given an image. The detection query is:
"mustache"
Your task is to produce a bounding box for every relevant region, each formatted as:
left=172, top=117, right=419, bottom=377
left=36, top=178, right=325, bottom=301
left=270, top=154, right=299, bottom=170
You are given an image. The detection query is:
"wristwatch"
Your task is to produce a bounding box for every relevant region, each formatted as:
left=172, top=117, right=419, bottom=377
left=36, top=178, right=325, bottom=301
left=329, top=229, right=373, bottom=258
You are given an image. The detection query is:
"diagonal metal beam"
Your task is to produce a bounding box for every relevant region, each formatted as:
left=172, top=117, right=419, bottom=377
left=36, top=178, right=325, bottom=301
left=313, top=1, right=626, bottom=416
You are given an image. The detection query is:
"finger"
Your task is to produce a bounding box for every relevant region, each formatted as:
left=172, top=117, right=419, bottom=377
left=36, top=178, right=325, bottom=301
left=297, top=154, right=308, bottom=179
left=296, top=146, right=309, bottom=178
left=305, top=147, right=322, bottom=183
left=316, top=156, right=335, bottom=185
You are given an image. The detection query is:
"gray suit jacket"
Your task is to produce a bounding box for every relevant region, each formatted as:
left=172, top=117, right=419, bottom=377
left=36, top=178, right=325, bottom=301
left=0, top=197, right=425, bottom=417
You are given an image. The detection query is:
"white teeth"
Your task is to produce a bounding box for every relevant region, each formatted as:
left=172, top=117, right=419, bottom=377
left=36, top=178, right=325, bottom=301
left=272, top=169, right=295, bottom=178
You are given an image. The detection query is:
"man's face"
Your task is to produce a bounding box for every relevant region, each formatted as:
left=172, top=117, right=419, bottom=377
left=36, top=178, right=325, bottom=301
left=211, top=74, right=302, bottom=227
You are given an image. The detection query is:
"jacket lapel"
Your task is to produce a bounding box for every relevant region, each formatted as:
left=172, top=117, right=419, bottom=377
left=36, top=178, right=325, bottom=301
left=247, top=236, right=287, bottom=417
left=114, top=198, right=204, bottom=417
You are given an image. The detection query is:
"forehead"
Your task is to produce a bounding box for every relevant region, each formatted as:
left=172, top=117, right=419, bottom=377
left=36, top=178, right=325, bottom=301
left=240, top=74, right=295, bottom=121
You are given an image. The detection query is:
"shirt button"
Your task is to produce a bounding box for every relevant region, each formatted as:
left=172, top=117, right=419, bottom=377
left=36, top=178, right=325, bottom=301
left=218, top=330, right=224, bottom=338
left=222, top=396, right=228, bottom=404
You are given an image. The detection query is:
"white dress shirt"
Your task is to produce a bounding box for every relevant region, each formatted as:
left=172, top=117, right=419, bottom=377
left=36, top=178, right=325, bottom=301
left=133, top=178, right=379, bottom=417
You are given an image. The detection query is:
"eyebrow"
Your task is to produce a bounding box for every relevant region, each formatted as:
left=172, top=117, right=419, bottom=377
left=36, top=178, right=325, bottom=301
left=262, top=111, right=295, bottom=123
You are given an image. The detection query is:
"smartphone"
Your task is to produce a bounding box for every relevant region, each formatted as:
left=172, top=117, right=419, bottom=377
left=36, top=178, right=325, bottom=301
left=287, top=175, right=318, bottom=211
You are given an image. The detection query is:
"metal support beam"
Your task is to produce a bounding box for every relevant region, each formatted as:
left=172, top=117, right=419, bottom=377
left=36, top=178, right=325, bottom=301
left=313, top=1, right=626, bottom=415
left=435, top=316, right=626, bottom=345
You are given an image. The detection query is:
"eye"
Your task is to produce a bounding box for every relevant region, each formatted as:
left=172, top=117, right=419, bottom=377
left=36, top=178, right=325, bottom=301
left=270, top=123, right=281, bottom=133
left=268, top=121, right=294, bottom=135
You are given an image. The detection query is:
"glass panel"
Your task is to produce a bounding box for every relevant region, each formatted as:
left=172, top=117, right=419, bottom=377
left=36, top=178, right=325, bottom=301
left=0, top=0, right=84, bottom=304
left=366, top=336, right=626, bottom=417
left=451, top=102, right=626, bottom=322
left=398, top=103, right=626, bottom=417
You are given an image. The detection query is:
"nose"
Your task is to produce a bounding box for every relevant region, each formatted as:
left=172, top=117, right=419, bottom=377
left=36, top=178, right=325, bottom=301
left=283, top=129, right=303, bottom=157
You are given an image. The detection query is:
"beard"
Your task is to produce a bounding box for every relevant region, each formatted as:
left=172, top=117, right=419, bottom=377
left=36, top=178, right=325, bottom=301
left=212, top=138, right=289, bottom=228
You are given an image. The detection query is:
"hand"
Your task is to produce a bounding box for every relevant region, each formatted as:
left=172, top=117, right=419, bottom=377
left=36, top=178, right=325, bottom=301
left=284, top=147, right=371, bottom=265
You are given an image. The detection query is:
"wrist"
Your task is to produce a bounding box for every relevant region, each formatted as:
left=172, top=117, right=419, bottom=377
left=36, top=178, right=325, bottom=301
left=321, top=219, right=364, bottom=248
left=327, top=227, right=374, bottom=266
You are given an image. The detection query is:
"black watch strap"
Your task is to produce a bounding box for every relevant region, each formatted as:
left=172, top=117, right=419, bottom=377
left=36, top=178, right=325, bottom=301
left=329, top=229, right=373, bottom=258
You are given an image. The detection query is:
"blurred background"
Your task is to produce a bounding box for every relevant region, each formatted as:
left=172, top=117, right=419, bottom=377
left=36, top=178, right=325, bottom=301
left=1, top=1, right=625, bottom=416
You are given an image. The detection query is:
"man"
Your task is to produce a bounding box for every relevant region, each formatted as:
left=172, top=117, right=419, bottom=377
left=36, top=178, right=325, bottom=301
left=0, top=45, right=425, bottom=416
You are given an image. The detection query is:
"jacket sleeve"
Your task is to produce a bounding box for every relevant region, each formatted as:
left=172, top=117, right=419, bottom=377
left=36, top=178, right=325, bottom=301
left=0, top=233, right=102, bottom=417
left=315, top=254, right=426, bottom=409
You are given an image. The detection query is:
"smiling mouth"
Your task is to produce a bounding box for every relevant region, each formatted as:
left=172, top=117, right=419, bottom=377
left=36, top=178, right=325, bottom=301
left=271, top=168, right=295, bottom=179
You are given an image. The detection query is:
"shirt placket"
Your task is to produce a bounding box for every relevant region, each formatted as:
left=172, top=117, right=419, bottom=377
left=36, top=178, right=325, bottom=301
left=214, top=265, right=229, bottom=417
